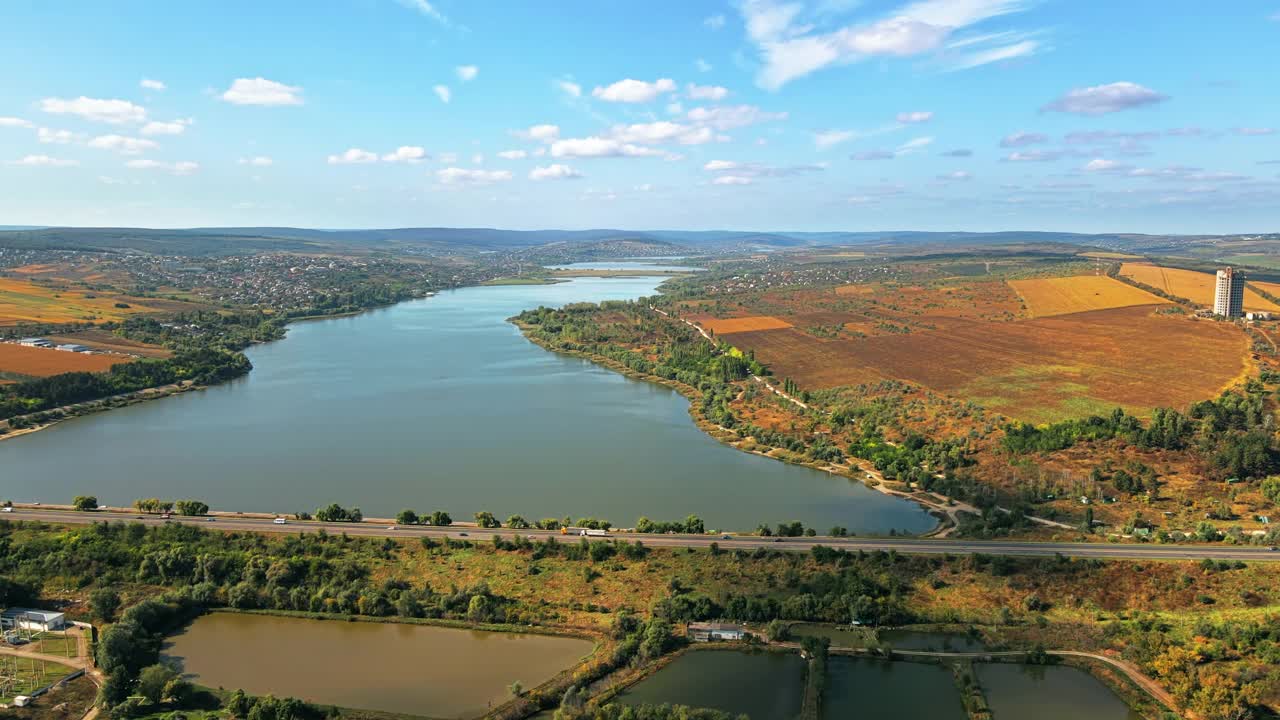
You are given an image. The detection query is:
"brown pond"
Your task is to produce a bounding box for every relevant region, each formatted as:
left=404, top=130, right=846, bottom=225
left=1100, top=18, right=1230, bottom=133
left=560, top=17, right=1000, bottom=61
left=162, top=612, right=593, bottom=718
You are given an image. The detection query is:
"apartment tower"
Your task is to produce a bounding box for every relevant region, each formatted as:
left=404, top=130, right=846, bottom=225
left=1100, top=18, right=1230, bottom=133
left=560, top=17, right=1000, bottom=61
left=1214, top=267, right=1244, bottom=318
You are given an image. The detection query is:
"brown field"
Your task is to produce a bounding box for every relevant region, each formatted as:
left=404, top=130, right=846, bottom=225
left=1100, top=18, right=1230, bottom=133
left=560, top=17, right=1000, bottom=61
left=1078, top=251, right=1143, bottom=259
left=45, top=329, right=172, bottom=358
left=720, top=306, right=1251, bottom=423
left=699, top=315, right=793, bottom=333
left=1008, top=275, right=1168, bottom=318
left=1119, top=263, right=1280, bottom=311
left=0, top=344, right=128, bottom=377
left=1248, top=279, right=1280, bottom=298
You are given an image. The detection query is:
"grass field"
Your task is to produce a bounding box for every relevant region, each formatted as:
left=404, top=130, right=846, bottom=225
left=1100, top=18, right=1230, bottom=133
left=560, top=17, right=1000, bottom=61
left=0, top=344, right=127, bottom=377
left=1119, top=263, right=1280, bottom=311
left=719, top=306, right=1251, bottom=422
left=0, top=657, right=76, bottom=704
left=0, top=277, right=160, bottom=325
left=1008, top=275, right=1168, bottom=318
left=700, top=315, right=794, bottom=333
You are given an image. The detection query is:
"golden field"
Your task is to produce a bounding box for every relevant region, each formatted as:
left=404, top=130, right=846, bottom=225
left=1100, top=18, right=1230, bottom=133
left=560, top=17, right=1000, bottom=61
left=1119, top=263, right=1280, bottom=311
left=1009, top=275, right=1168, bottom=318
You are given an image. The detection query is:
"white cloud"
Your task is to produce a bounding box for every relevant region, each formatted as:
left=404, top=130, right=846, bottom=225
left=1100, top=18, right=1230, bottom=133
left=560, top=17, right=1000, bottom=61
left=382, top=146, right=428, bottom=163
left=999, top=131, right=1048, bottom=147
left=814, top=129, right=857, bottom=149
left=549, top=137, right=670, bottom=159
left=87, top=134, right=159, bottom=155
left=944, top=39, right=1038, bottom=71
left=10, top=154, right=78, bottom=167
left=0, top=117, right=34, bottom=129
left=126, top=159, right=198, bottom=175
left=608, top=121, right=724, bottom=146
left=497, top=150, right=528, bottom=160
left=740, top=0, right=1041, bottom=89
left=897, top=136, right=933, bottom=153
left=37, top=127, right=83, bottom=144
left=513, top=124, right=561, bottom=142
left=703, top=159, right=825, bottom=180
left=937, top=170, right=972, bottom=181
left=433, top=85, right=452, bottom=103
left=704, top=14, right=727, bottom=29
left=688, top=83, right=729, bottom=101
left=327, top=148, right=379, bottom=164
left=436, top=167, right=513, bottom=185
left=686, top=104, right=787, bottom=130
left=140, top=78, right=166, bottom=91
left=529, top=164, right=582, bottom=180
left=41, top=96, right=146, bottom=124
left=140, top=118, right=192, bottom=136
left=1233, top=127, right=1276, bottom=136
left=1084, top=158, right=1130, bottom=173
left=456, top=65, right=479, bottom=82
left=238, top=156, right=274, bottom=167
left=220, top=77, right=304, bottom=106
left=396, top=0, right=448, bottom=24
left=852, top=150, right=895, bottom=160
left=704, top=160, right=739, bottom=171
left=592, top=78, right=676, bottom=103
left=1042, top=82, right=1167, bottom=115
left=713, top=175, right=753, bottom=185
left=472, top=153, right=484, bottom=165
left=896, top=111, right=933, bottom=124
left=634, top=183, right=654, bottom=191
left=1003, top=150, right=1060, bottom=161
left=557, top=80, right=582, bottom=98
left=695, top=58, right=713, bottom=72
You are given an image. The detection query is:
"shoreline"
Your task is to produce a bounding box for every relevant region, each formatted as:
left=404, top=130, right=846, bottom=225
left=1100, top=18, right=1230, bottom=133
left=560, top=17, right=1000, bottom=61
left=510, top=321, right=957, bottom=537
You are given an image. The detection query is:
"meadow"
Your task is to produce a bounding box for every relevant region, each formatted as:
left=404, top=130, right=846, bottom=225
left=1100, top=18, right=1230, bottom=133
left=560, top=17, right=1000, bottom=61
left=0, top=277, right=160, bottom=326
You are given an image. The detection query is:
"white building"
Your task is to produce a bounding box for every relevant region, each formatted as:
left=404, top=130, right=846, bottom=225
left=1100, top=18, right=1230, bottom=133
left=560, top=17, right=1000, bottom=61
left=687, top=622, right=746, bottom=642
left=1214, top=267, right=1244, bottom=318
left=1, top=608, right=66, bottom=632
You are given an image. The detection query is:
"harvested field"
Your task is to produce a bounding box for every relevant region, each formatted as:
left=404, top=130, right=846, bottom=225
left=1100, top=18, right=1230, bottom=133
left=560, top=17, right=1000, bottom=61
left=0, top=343, right=128, bottom=377
left=1119, top=263, right=1280, bottom=311
left=1008, top=275, right=1168, bottom=318
left=46, top=329, right=172, bottom=358
left=0, top=277, right=158, bottom=325
left=699, top=315, right=793, bottom=333
left=727, top=306, right=1251, bottom=423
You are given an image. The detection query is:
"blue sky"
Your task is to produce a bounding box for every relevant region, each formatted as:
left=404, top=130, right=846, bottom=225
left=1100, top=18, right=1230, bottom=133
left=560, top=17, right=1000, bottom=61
left=1, top=0, right=1277, bottom=233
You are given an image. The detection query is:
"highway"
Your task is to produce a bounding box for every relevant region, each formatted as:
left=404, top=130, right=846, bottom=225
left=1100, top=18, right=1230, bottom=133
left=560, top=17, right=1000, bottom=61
left=7, top=507, right=1279, bottom=562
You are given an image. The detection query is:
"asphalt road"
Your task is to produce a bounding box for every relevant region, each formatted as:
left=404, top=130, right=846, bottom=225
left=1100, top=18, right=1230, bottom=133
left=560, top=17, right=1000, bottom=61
left=8, top=507, right=1279, bottom=562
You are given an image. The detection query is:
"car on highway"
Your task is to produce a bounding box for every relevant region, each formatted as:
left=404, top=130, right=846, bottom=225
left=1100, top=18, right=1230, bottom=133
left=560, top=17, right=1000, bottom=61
left=206, top=517, right=216, bottom=522
left=273, top=517, right=287, bottom=524
left=387, top=525, right=396, bottom=530
left=0, top=507, right=12, bottom=513
left=458, top=532, right=468, bottom=537
left=772, top=538, right=783, bottom=542
left=721, top=534, right=732, bottom=540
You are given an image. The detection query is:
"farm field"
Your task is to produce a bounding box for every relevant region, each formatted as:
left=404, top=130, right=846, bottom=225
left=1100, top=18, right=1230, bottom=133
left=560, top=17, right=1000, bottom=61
left=717, top=306, right=1251, bottom=423
left=0, top=343, right=128, bottom=378
left=0, top=277, right=160, bottom=326
left=1008, top=275, right=1168, bottom=318
left=1118, top=263, right=1280, bottom=311
left=45, top=329, right=172, bottom=358
left=700, top=315, right=793, bottom=333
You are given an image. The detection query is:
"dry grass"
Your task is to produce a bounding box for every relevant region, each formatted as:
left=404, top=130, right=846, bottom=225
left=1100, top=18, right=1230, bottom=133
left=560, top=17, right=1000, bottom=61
left=699, top=315, right=794, bottom=334
left=1008, top=275, right=1168, bottom=318
left=0, top=344, right=128, bottom=376
left=1119, top=263, right=1280, bottom=311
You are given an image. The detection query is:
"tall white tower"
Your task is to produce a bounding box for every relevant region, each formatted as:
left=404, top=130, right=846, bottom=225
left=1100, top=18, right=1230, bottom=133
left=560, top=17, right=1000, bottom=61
left=1214, top=267, right=1244, bottom=318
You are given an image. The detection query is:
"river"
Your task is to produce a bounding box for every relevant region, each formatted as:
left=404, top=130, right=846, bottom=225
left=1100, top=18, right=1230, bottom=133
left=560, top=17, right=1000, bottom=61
left=161, top=612, right=592, bottom=718
left=0, top=273, right=934, bottom=534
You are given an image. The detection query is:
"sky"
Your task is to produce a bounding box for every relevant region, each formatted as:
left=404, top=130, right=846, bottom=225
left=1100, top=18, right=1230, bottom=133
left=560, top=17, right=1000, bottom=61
left=1, top=0, right=1278, bottom=234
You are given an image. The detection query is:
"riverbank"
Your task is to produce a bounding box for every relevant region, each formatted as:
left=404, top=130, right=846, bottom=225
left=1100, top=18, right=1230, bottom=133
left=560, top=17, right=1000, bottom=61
left=0, top=381, right=198, bottom=442
left=511, top=320, right=950, bottom=537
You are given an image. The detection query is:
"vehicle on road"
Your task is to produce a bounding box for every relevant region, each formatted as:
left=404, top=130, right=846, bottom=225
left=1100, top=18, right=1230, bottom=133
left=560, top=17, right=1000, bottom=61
left=458, top=532, right=468, bottom=537
left=161, top=513, right=171, bottom=519
left=206, top=517, right=216, bottom=522
left=772, top=538, right=783, bottom=543
left=0, top=507, right=12, bottom=513
left=721, top=534, right=732, bottom=539
left=273, top=517, right=287, bottom=525
left=387, top=525, right=396, bottom=530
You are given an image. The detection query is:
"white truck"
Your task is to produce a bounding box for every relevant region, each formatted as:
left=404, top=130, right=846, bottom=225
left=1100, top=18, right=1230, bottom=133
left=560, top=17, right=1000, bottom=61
left=579, top=528, right=608, bottom=537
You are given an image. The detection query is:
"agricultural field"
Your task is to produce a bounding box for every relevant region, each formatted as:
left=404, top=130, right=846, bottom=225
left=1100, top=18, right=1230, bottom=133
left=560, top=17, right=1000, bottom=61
left=700, top=315, right=793, bottom=333
left=715, top=305, right=1250, bottom=424
left=0, top=343, right=129, bottom=379
left=1008, top=275, right=1168, bottom=318
left=0, top=277, right=161, bottom=326
left=45, top=329, right=171, bottom=358
left=1119, top=263, right=1280, bottom=311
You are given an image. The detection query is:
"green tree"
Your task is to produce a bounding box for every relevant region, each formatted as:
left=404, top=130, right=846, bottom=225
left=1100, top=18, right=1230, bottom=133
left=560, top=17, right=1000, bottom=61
left=506, top=515, right=531, bottom=529
left=175, top=500, right=209, bottom=516
left=396, top=509, right=419, bottom=525
left=430, top=511, right=453, bottom=526
left=90, top=588, right=121, bottom=622
left=475, top=511, right=500, bottom=528
left=509, top=680, right=524, bottom=697
left=1262, top=476, right=1280, bottom=505
left=73, top=495, right=98, bottom=511
left=137, top=664, right=179, bottom=704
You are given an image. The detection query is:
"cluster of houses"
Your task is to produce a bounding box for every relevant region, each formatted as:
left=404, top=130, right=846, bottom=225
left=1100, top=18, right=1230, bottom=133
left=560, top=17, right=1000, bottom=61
left=16, top=337, right=93, bottom=353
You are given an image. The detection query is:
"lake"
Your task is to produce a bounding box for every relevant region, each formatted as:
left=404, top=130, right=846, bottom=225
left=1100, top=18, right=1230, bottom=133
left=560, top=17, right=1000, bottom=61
left=617, top=650, right=804, bottom=720
left=978, top=663, right=1142, bottom=720
left=161, top=612, right=592, bottom=718
left=822, top=656, right=967, bottom=720
left=0, top=273, right=934, bottom=534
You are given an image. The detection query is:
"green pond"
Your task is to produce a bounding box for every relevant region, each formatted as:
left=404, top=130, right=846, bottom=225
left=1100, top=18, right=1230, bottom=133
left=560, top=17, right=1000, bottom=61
left=617, top=650, right=805, bottom=720
left=822, top=656, right=967, bottom=720
left=0, top=273, right=935, bottom=534
left=161, top=612, right=592, bottom=719
left=978, top=663, right=1143, bottom=720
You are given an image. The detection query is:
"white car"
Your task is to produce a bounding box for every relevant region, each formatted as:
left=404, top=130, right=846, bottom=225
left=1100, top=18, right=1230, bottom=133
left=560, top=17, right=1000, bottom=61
left=1, top=507, right=12, bottom=513
left=273, top=517, right=287, bottom=524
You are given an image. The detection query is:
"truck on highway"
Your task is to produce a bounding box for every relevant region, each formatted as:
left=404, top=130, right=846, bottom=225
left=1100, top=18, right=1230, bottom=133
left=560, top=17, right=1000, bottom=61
left=561, top=526, right=609, bottom=537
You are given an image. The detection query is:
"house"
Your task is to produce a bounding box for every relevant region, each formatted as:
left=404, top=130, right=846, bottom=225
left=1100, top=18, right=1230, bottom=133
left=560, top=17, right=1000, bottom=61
left=1, top=608, right=66, bottom=632
left=687, top=622, right=746, bottom=642
left=55, top=344, right=92, bottom=353
left=18, top=338, right=52, bottom=348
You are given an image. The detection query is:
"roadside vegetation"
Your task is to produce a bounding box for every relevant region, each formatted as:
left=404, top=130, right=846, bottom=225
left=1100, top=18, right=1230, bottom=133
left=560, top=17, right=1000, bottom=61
left=1, top=518, right=1277, bottom=718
